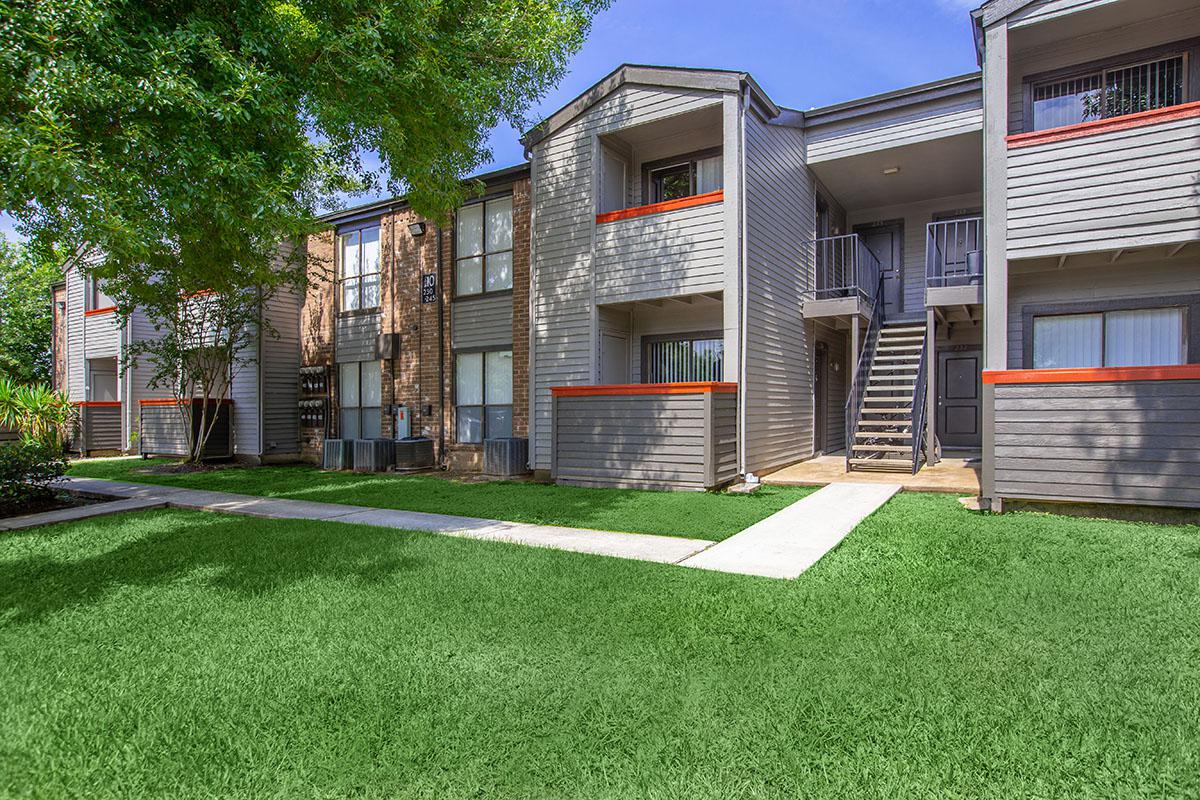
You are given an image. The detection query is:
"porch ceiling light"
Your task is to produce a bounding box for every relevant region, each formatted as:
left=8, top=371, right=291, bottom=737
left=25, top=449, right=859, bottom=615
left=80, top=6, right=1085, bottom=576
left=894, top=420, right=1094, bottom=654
left=408, top=221, right=427, bottom=237
left=883, top=166, right=901, bottom=176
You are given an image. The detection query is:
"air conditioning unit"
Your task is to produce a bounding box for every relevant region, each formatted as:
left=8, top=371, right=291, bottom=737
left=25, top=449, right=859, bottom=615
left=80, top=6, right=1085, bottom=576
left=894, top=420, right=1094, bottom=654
left=394, top=437, right=435, bottom=471
left=484, top=438, right=530, bottom=477
left=322, top=439, right=354, bottom=470
left=353, top=439, right=395, bottom=473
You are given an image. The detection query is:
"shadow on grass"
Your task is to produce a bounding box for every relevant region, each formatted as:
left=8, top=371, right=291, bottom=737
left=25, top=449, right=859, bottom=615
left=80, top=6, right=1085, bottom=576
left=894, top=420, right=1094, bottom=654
left=0, top=512, right=426, bottom=627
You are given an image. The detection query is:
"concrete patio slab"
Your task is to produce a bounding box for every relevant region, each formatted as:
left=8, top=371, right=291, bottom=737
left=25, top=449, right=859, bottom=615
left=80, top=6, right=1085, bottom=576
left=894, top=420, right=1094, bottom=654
left=763, top=454, right=979, bottom=495
left=680, top=482, right=901, bottom=579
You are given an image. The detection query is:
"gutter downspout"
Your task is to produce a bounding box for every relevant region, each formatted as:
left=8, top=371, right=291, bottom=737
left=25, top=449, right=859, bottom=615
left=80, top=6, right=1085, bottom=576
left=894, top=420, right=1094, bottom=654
left=737, top=83, right=750, bottom=479
left=436, top=224, right=447, bottom=469
left=525, top=147, right=538, bottom=473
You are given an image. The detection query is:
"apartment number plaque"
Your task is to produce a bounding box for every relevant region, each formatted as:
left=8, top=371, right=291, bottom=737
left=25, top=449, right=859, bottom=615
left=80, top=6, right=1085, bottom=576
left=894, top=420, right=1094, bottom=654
left=420, top=273, right=437, bottom=304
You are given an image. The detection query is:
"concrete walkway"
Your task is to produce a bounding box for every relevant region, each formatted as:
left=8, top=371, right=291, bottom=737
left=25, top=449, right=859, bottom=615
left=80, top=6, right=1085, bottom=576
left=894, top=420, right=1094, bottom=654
left=55, top=477, right=900, bottom=579
left=0, top=496, right=168, bottom=531
left=59, top=477, right=711, bottom=565
left=680, top=482, right=901, bottom=579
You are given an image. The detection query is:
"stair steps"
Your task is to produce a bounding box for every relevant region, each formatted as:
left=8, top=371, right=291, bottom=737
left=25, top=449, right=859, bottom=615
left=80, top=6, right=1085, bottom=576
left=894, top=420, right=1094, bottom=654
left=847, top=320, right=929, bottom=474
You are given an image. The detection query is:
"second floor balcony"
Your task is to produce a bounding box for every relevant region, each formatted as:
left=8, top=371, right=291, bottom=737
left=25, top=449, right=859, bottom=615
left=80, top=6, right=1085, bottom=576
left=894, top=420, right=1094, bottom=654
left=925, top=216, right=983, bottom=307
left=801, top=233, right=881, bottom=319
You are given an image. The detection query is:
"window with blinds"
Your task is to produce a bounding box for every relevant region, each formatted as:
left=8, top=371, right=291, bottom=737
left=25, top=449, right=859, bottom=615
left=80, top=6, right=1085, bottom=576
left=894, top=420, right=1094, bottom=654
left=643, top=335, right=724, bottom=384
left=1031, top=54, right=1186, bottom=131
left=1032, top=307, right=1186, bottom=369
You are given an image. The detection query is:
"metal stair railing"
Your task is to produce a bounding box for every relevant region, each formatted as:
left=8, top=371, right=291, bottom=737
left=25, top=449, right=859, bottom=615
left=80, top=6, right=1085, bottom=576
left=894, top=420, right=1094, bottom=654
left=909, top=329, right=930, bottom=475
left=844, top=275, right=885, bottom=472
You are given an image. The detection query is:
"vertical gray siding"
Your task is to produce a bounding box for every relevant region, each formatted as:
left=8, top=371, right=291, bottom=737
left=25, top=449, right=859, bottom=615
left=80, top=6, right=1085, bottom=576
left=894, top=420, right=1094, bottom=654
left=1007, top=115, right=1200, bottom=260
left=335, top=312, right=381, bottom=363
left=531, top=86, right=728, bottom=470
left=742, top=111, right=812, bottom=474
left=593, top=201, right=725, bottom=304
left=552, top=388, right=737, bottom=491
left=994, top=380, right=1200, bottom=508
left=452, top=293, right=515, bottom=349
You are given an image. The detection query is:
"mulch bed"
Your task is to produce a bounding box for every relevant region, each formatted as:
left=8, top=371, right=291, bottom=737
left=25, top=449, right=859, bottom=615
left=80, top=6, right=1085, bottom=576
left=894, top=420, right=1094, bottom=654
left=0, top=491, right=110, bottom=521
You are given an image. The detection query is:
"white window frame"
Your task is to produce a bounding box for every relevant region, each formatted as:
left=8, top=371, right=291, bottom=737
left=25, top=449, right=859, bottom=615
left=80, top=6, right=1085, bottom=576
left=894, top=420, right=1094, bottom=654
left=337, top=225, right=382, bottom=313
left=454, top=349, right=513, bottom=444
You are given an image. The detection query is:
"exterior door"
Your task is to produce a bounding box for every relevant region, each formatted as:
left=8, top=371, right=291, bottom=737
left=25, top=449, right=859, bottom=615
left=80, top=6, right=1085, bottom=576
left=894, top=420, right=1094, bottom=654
left=856, top=222, right=904, bottom=318
left=938, top=349, right=982, bottom=450
left=813, top=342, right=827, bottom=454
left=601, top=333, right=629, bottom=384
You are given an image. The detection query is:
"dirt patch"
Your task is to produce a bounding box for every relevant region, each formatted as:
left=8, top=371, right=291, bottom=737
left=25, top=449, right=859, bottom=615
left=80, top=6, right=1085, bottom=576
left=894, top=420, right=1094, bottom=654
left=1, top=491, right=110, bottom=520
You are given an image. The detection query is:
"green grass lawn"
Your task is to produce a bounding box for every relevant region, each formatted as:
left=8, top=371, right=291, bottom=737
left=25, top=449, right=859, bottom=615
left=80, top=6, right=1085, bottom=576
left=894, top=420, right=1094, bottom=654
left=3, top=494, right=1199, bottom=798
left=67, top=457, right=812, bottom=540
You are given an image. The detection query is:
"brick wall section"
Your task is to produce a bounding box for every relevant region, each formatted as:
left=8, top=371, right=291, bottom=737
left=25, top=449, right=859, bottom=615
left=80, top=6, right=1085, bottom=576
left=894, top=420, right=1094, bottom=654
left=299, top=230, right=335, bottom=460
left=511, top=178, right=531, bottom=439
left=52, top=284, right=67, bottom=393
left=299, top=173, right=532, bottom=470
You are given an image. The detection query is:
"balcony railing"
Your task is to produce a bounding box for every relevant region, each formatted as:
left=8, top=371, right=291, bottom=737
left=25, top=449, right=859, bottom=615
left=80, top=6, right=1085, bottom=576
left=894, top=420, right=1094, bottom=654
left=926, top=217, right=982, bottom=288
left=803, top=234, right=881, bottom=304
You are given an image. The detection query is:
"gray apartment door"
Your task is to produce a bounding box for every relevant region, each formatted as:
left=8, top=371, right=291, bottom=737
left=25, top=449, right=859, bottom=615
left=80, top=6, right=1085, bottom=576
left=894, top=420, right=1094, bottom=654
left=813, top=342, right=827, bottom=453
left=938, top=349, right=982, bottom=450
left=856, top=222, right=904, bottom=318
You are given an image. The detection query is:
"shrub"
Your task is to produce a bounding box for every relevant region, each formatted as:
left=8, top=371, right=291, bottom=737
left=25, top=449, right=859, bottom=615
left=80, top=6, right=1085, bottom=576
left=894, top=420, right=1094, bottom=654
left=0, top=377, right=74, bottom=447
left=0, top=440, right=68, bottom=514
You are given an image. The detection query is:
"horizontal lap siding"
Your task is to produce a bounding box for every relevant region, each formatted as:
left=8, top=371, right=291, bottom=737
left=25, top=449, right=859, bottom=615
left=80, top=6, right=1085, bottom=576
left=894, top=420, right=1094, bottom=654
left=140, top=404, right=232, bottom=459
left=127, top=309, right=163, bottom=450
left=1007, top=116, right=1200, bottom=259
left=532, top=86, right=725, bottom=471
left=553, top=394, right=713, bottom=490
left=83, top=313, right=120, bottom=359
left=712, top=392, right=738, bottom=485
left=743, top=112, right=812, bottom=474
left=1006, top=258, right=1200, bottom=369
left=813, top=324, right=849, bottom=453
left=594, top=202, right=724, bottom=303
left=65, top=268, right=85, bottom=402
left=260, top=287, right=301, bottom=456
left=994, top=380, right=1200, bottom=507
left=82, top=406, right=122, bottom=450
left=807, top=96, right=982, bottom=164
left=335, top=313, right=381, bottom=363
left=451, top=293, right=514, bottom=349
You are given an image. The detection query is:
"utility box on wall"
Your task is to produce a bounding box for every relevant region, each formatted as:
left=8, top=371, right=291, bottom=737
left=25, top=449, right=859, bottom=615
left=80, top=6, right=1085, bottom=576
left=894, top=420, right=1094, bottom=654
left=393, top=405, right=411, bottom=440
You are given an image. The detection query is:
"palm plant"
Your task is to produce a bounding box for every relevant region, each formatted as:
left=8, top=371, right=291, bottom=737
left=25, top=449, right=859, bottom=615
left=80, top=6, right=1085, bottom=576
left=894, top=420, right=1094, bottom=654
left=0, top=376, right=74, bottom=447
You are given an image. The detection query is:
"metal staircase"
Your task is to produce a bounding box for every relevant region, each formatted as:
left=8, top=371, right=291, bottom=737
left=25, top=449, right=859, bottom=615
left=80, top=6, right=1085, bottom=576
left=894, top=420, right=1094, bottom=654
left=846, top=319, right=929, bottom=474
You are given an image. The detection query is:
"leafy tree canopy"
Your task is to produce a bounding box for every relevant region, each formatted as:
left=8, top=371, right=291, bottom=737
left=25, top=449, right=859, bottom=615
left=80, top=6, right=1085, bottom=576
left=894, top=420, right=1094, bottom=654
left=0, top=236, right=61, bottom=384
left=0, top=0, right=607, bottom=296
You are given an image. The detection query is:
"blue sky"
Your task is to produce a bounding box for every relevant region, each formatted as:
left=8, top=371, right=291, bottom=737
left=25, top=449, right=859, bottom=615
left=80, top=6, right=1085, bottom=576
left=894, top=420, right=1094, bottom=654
left=0, top=0, right=980, bottom=240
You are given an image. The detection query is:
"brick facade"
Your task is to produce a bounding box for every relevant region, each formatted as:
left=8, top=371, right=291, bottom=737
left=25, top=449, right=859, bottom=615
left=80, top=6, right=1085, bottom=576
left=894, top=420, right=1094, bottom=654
left=300, top=173, right=532, bottom=472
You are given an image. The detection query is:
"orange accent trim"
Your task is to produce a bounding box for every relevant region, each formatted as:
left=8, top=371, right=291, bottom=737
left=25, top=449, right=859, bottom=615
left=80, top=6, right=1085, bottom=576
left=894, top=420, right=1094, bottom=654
left=1007, top=101, right=1200, bottom=148
left=983, top=365, right=1200, bottom=385
left=139, top=398, right=233, bottom=406
left=551, top=382, right=738, bottom=397
left=595, top=190, right=724, bottom=224
left=84, top=306, right=117, bottom=317
left=75, top=401, right=121, bottom=408
left=181, top=289, right=217, bottom=299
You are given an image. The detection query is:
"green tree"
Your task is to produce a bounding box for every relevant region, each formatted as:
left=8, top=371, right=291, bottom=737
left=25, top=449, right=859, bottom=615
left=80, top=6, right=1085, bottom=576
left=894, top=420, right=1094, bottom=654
left=0, top=235, right=60, bottom=384
left=0, top=0, right=608, bottom=283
